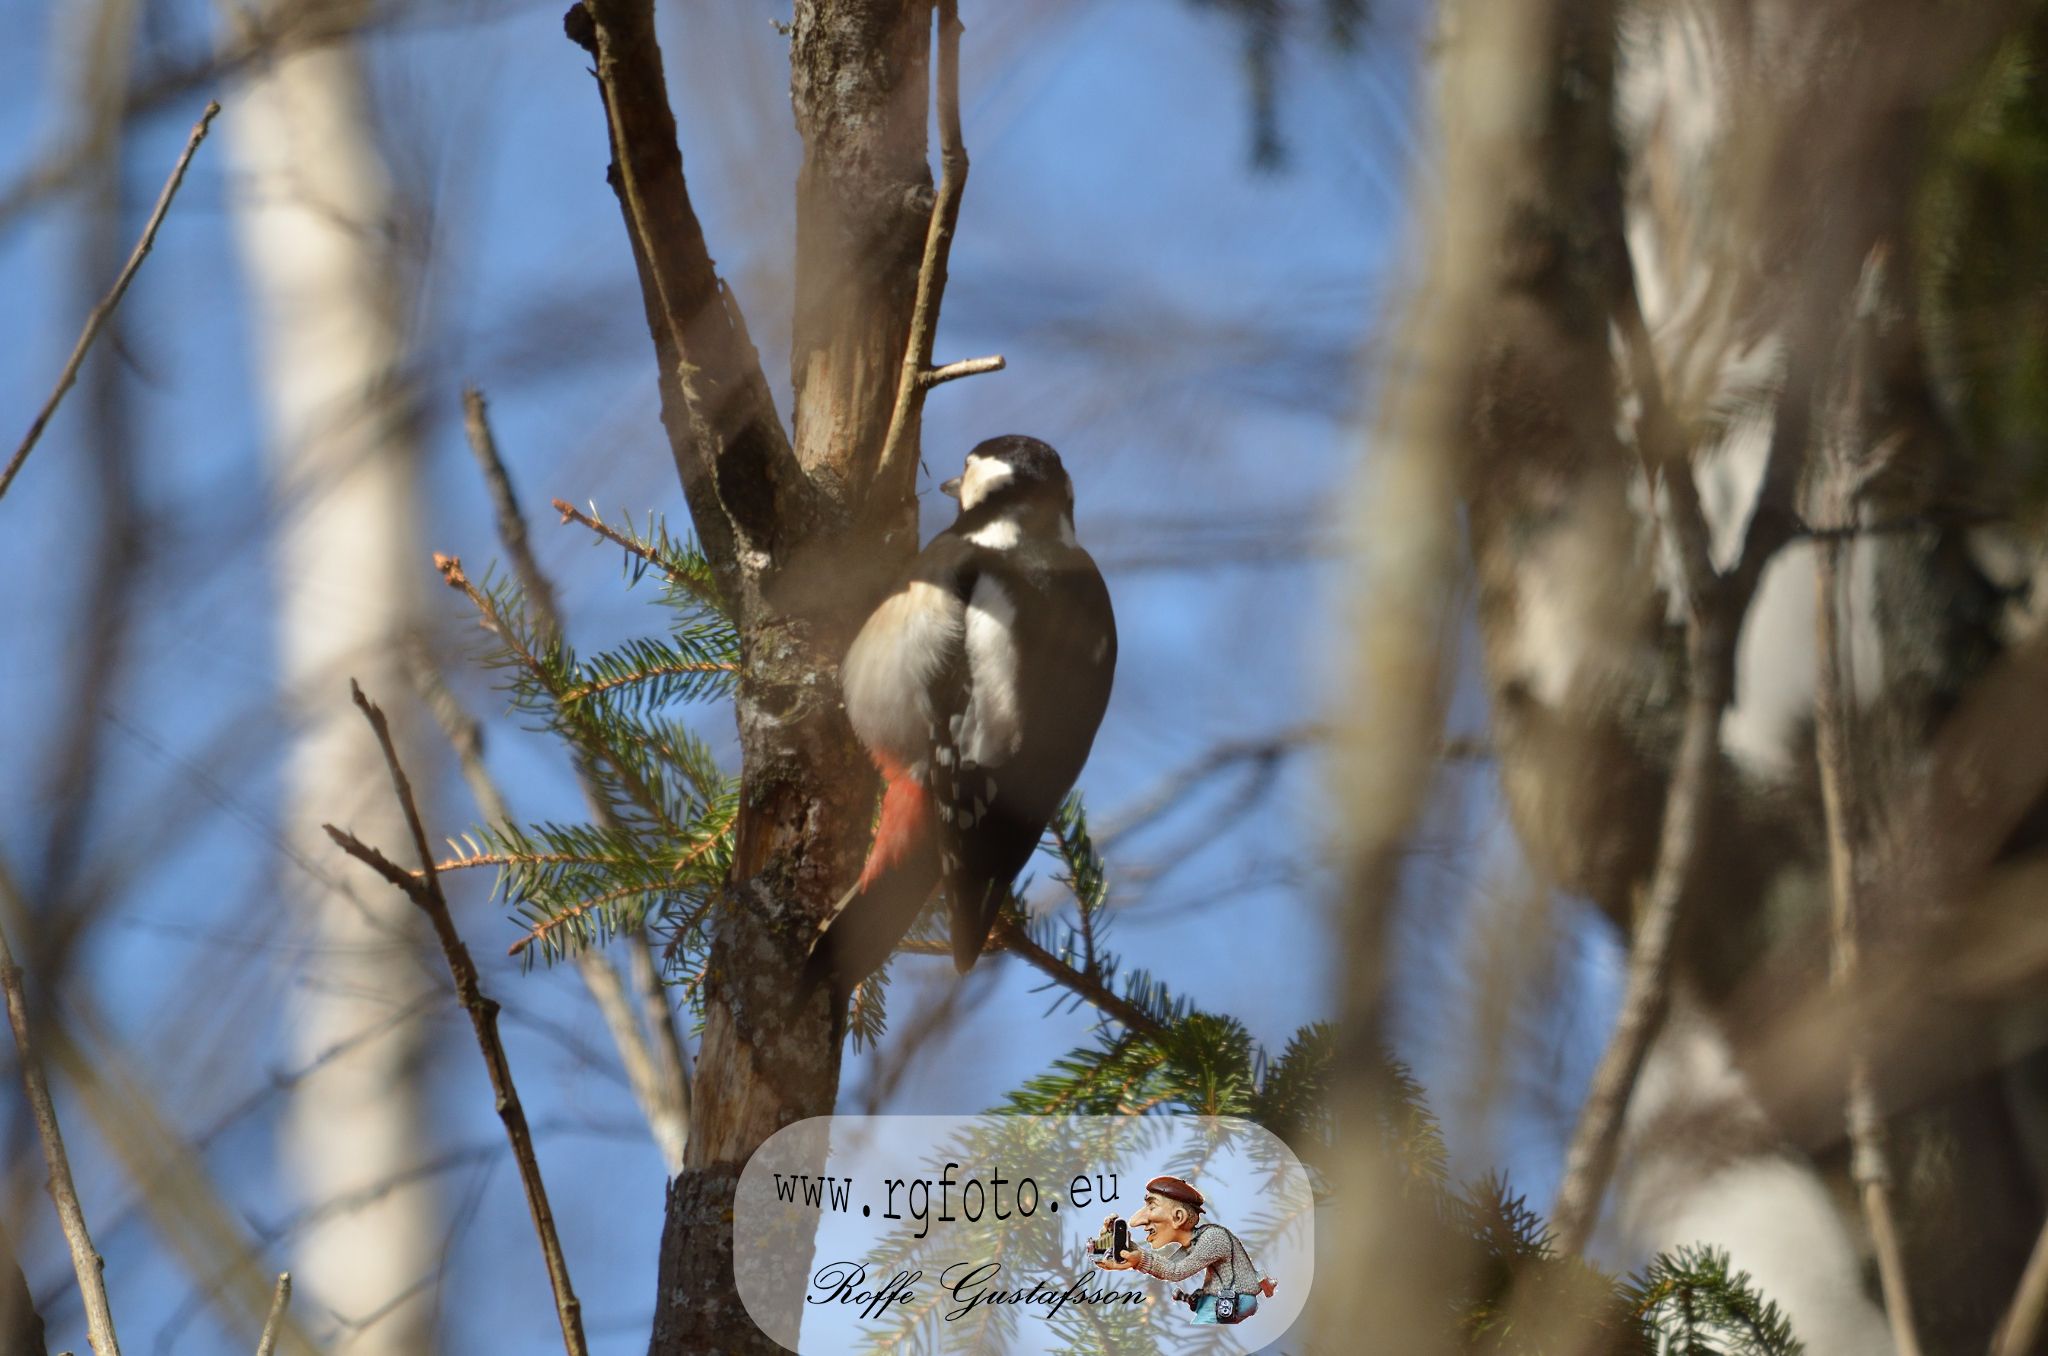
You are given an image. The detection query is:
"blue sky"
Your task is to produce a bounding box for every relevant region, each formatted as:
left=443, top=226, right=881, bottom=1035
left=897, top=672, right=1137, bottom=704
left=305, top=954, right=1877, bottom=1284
left=0, top=0, right=1619, bottom=1351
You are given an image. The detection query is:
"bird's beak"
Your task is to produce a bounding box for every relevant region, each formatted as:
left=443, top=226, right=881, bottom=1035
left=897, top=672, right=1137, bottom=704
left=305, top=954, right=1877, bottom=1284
left=939, top=476, right=962, bottom=500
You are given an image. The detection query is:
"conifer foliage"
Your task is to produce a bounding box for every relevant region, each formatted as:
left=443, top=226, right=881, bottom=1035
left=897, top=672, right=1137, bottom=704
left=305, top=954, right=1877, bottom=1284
left=450, top=515, right=1803, bottom=1354
left=434, top=507, right=738, bottom=972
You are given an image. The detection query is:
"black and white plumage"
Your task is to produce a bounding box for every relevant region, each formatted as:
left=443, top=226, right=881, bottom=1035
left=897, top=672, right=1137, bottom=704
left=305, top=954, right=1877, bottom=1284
left=807, top=435, right=1117, bottom=1004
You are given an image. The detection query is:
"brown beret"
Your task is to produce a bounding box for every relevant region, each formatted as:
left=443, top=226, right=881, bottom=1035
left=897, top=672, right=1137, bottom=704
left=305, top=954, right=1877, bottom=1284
left=1145, top=1176, right=1204, bottom=1211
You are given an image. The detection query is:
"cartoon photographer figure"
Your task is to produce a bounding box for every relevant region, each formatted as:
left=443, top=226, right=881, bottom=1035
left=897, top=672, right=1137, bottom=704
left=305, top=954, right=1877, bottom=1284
left=1093, top=1175, right=1276, bottom=1325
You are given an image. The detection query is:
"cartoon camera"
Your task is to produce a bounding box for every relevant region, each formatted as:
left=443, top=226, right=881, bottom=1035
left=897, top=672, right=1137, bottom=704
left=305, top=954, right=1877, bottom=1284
left=1086, top=1216, right=1130, bottom=1262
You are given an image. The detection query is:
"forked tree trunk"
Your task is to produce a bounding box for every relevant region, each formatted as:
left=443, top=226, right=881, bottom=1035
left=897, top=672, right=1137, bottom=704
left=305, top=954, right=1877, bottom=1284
left=565, top=3, right=938, bottom=1352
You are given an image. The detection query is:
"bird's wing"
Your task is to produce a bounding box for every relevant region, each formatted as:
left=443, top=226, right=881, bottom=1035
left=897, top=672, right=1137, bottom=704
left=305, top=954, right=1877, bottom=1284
left=938, top=564, right=1058, bottom=969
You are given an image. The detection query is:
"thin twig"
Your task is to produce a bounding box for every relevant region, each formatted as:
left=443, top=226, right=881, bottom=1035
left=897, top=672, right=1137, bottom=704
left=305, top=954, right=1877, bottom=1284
left=1098, top=726, right=1322, bottom=852
left=1993, top=1227, right=2048, bottom=1356
left=1550, top=262, right=1806, bottom=1255
left=922, top=355, right=1004, bottom=389
left=439, top=399, right=693, bottom=1170
left=405, top=648, right=686, bottom=1174
left=254, top=1272, right=290, bottom=1356
left=871, top=0, right=989, bottom=512
left=1, top=100, right=218, bottom=505
left=322, top=682, right=587, bottom=1356
left=625, top=935, right=691, bottom=1172
left=990, top=916, right=1162, bottom=1039
left=0, top=918, right=121, bottom=1356
left=1814, top=512, right=1924, bottom=1356
left=464, top=389, right=561, bottom=630
left=552, top=499, right=669, bottom=579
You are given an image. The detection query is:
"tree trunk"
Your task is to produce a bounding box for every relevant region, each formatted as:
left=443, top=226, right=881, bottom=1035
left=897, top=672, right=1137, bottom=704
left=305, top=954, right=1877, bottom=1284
left=568, top=3, right=936, bottom=1352
left=220, top=9, right=439, bottom=1350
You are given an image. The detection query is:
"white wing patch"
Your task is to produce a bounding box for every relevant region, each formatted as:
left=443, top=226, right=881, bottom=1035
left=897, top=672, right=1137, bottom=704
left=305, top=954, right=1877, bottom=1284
left=961, top=576, right=1023, bottom=765
left=842, top=581, right=963, bottom=773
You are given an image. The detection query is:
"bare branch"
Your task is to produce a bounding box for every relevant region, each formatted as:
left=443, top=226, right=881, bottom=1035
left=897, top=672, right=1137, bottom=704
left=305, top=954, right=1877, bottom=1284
left=1098, top=725, right=1321, bottom=852
left=323, top=682, right=588, bottom=1356
left=921, top=354, right=1005, bottom=389
left=254, top=1273, right=290, bottom=1356
left=464, top=389, right=561, bottom=635
left=1613, top=284, right=1717, bottom=617
left=625, top=934, right=692, bottom=1172
left=990, top=916, right=1163, bottom=1039
left=1814, top=494, right=1923, bottom=1356
left=1550, top=220, right=1809, bottom=1258
left=0, top=915, right=121, bottom=1356
left=1, top=101, right=218, bottom=506
left=1994, top=1228, right=2048, bottom=1356
left=871, top=0, right=974, bottom=511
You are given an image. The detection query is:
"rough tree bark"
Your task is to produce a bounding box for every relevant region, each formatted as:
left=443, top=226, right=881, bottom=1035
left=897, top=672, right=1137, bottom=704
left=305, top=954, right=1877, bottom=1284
left=565, top=2, right=937, bottom=1350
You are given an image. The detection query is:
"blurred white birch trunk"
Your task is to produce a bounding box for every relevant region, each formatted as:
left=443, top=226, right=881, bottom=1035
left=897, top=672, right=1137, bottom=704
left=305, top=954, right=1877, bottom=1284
left=218, top=7, right=439, bottom=1349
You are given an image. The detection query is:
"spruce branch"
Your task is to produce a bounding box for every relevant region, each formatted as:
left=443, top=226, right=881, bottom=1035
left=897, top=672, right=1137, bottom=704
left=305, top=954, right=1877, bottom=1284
left=992, top=914, right=1160, bottom=1038
left=435, top=553, right=687, bottom=839
left=1627, top=1246, right=1805, bottom=1355
left=556, top=634, right=736, bottom=711
left=550, top=499, right=722, bottom=612
left=1, top=101, right=219, bottom=507
left=505, top=815, right=731, bottom=962
left=321, top=681, right=588, bottom=1356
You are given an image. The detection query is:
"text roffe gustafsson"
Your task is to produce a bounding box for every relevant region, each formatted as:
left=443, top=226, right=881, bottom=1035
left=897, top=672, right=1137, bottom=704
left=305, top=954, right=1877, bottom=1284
left=807, top=1260, right=1144, bottom=1323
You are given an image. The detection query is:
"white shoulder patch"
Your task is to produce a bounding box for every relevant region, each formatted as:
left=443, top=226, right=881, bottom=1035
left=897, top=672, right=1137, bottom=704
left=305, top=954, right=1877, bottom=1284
left=961, top=576, right=1023, bottom=764
left=966, top=516, right=1023, bottom=550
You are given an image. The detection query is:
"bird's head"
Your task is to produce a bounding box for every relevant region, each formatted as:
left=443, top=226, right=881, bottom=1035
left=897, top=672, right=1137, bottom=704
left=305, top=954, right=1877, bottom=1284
left=941, top=435, right=1077, bottom=546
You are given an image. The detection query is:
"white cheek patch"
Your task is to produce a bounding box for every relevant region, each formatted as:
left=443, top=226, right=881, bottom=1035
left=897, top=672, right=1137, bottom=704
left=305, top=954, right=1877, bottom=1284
left=961, top=576, right=1023, bottom=765
left=956, top=456, right=1014, bottom=511
left=842, top=581, right=964, bottom=770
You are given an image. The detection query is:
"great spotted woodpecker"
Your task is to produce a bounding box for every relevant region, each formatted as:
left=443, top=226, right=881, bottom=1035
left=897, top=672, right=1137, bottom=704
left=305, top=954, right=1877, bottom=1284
left=805, top=435, right=1117, bottom=1005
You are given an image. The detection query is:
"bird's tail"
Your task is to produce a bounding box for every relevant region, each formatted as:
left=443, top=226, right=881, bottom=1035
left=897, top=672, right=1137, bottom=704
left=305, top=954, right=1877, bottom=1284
left=947, top=875, right=1005, bottom=975
left=800, top=775, right=941, bottom=1008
